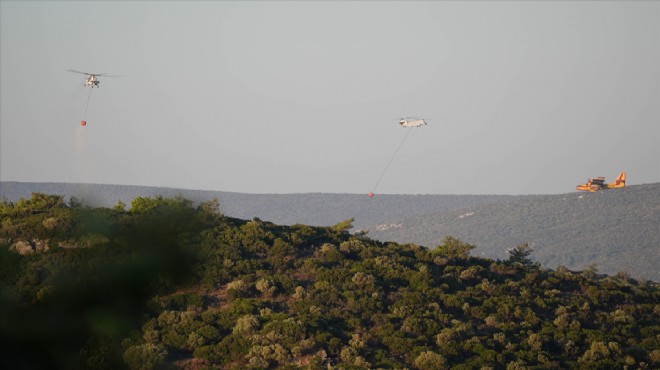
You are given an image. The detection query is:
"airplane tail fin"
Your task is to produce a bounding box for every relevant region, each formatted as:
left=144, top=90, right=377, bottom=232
left=611, top=172, right=626, bottom=187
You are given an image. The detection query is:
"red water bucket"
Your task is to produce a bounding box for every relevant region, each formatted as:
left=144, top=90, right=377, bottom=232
left=80, top=120, right=87, bottom=127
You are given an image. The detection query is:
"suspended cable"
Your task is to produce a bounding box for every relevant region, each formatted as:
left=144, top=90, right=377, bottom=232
left=80, top=87, right=93, bottom=127
left=370, top=127, right=414, bottom=196
left=84, top=87, right=93, bottom=116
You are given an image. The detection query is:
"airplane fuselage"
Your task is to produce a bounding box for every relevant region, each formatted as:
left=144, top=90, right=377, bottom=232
left=576, top=172, right=626, bottom=192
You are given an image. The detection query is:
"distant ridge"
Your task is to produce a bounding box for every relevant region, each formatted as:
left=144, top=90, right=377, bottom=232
left=0, top=181, right=526, bottom=228
left=3, top=181, right=657, bottom=281
left=366, top=183, right=660, bottom=281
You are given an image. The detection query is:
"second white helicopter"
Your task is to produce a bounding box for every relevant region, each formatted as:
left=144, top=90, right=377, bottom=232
left=399, top=117, right=428, bottom=127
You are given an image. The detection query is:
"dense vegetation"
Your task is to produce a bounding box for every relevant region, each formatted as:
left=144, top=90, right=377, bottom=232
left=1, top=193, right=659, bottom=369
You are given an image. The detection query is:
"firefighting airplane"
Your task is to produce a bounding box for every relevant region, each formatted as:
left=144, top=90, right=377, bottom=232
left=576, top=172, right=626, bottom=192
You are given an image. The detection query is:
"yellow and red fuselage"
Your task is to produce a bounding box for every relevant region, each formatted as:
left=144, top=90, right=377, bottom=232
left=576, top=172, right=626, bottom=192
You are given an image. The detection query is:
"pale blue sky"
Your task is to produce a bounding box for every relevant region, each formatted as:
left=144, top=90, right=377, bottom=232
left=1, top=1, right=658, bottom=195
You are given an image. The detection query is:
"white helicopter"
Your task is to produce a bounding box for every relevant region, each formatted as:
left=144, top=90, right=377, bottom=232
left=399, top=117, right=428, bottom=127
left=66, top=69, right=123, bottom=88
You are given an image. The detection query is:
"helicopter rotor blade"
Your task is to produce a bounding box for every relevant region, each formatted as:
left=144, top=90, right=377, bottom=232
left=67, top=70, right=125, bottom=78
left=66, top=69, right=93, bottom=76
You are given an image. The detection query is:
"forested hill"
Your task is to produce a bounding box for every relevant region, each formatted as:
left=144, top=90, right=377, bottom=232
left=0, top=181, right=528, bottom=228
left=2, top=182, right=658, bottom=280
left=366, top=183, right=660, bottom=282
left=1, top=194, right=658, bottom=369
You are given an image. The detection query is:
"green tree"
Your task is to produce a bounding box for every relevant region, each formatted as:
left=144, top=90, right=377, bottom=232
left=507, top=243, right=536, bottom=268
left=122, top=343, right=168, bottom=370
left=332, top=218, right=354, bottom=233
left=68, top=196, right=84, bottom=209
left=129, top=194, right=193, bottom=213
left=414, top=351, right=448, bottom=370
left=14, top=193, right=66, bottom=211
left=433, top=236, right=475, bottom=259
left=113, top=200, right=126, bottom=211
left=233, top=315, right=260, bottom=335
left=197, top=197, right=220, bottom=214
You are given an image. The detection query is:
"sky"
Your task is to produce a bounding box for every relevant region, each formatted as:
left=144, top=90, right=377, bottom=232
left=1, top=1, right=658, bottom=195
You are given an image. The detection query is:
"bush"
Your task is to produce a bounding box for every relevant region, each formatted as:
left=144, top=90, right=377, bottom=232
left=122, top=343, right=168, bottom=370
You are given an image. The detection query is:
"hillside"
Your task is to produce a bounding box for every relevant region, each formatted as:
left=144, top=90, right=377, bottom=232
left=3, top=182, right=658, bottom=281
left=1, top=194, right=658, bottom=369
left=0, top=181, right=527, bottom=228
left=366, top=183, right=660, bottom=281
